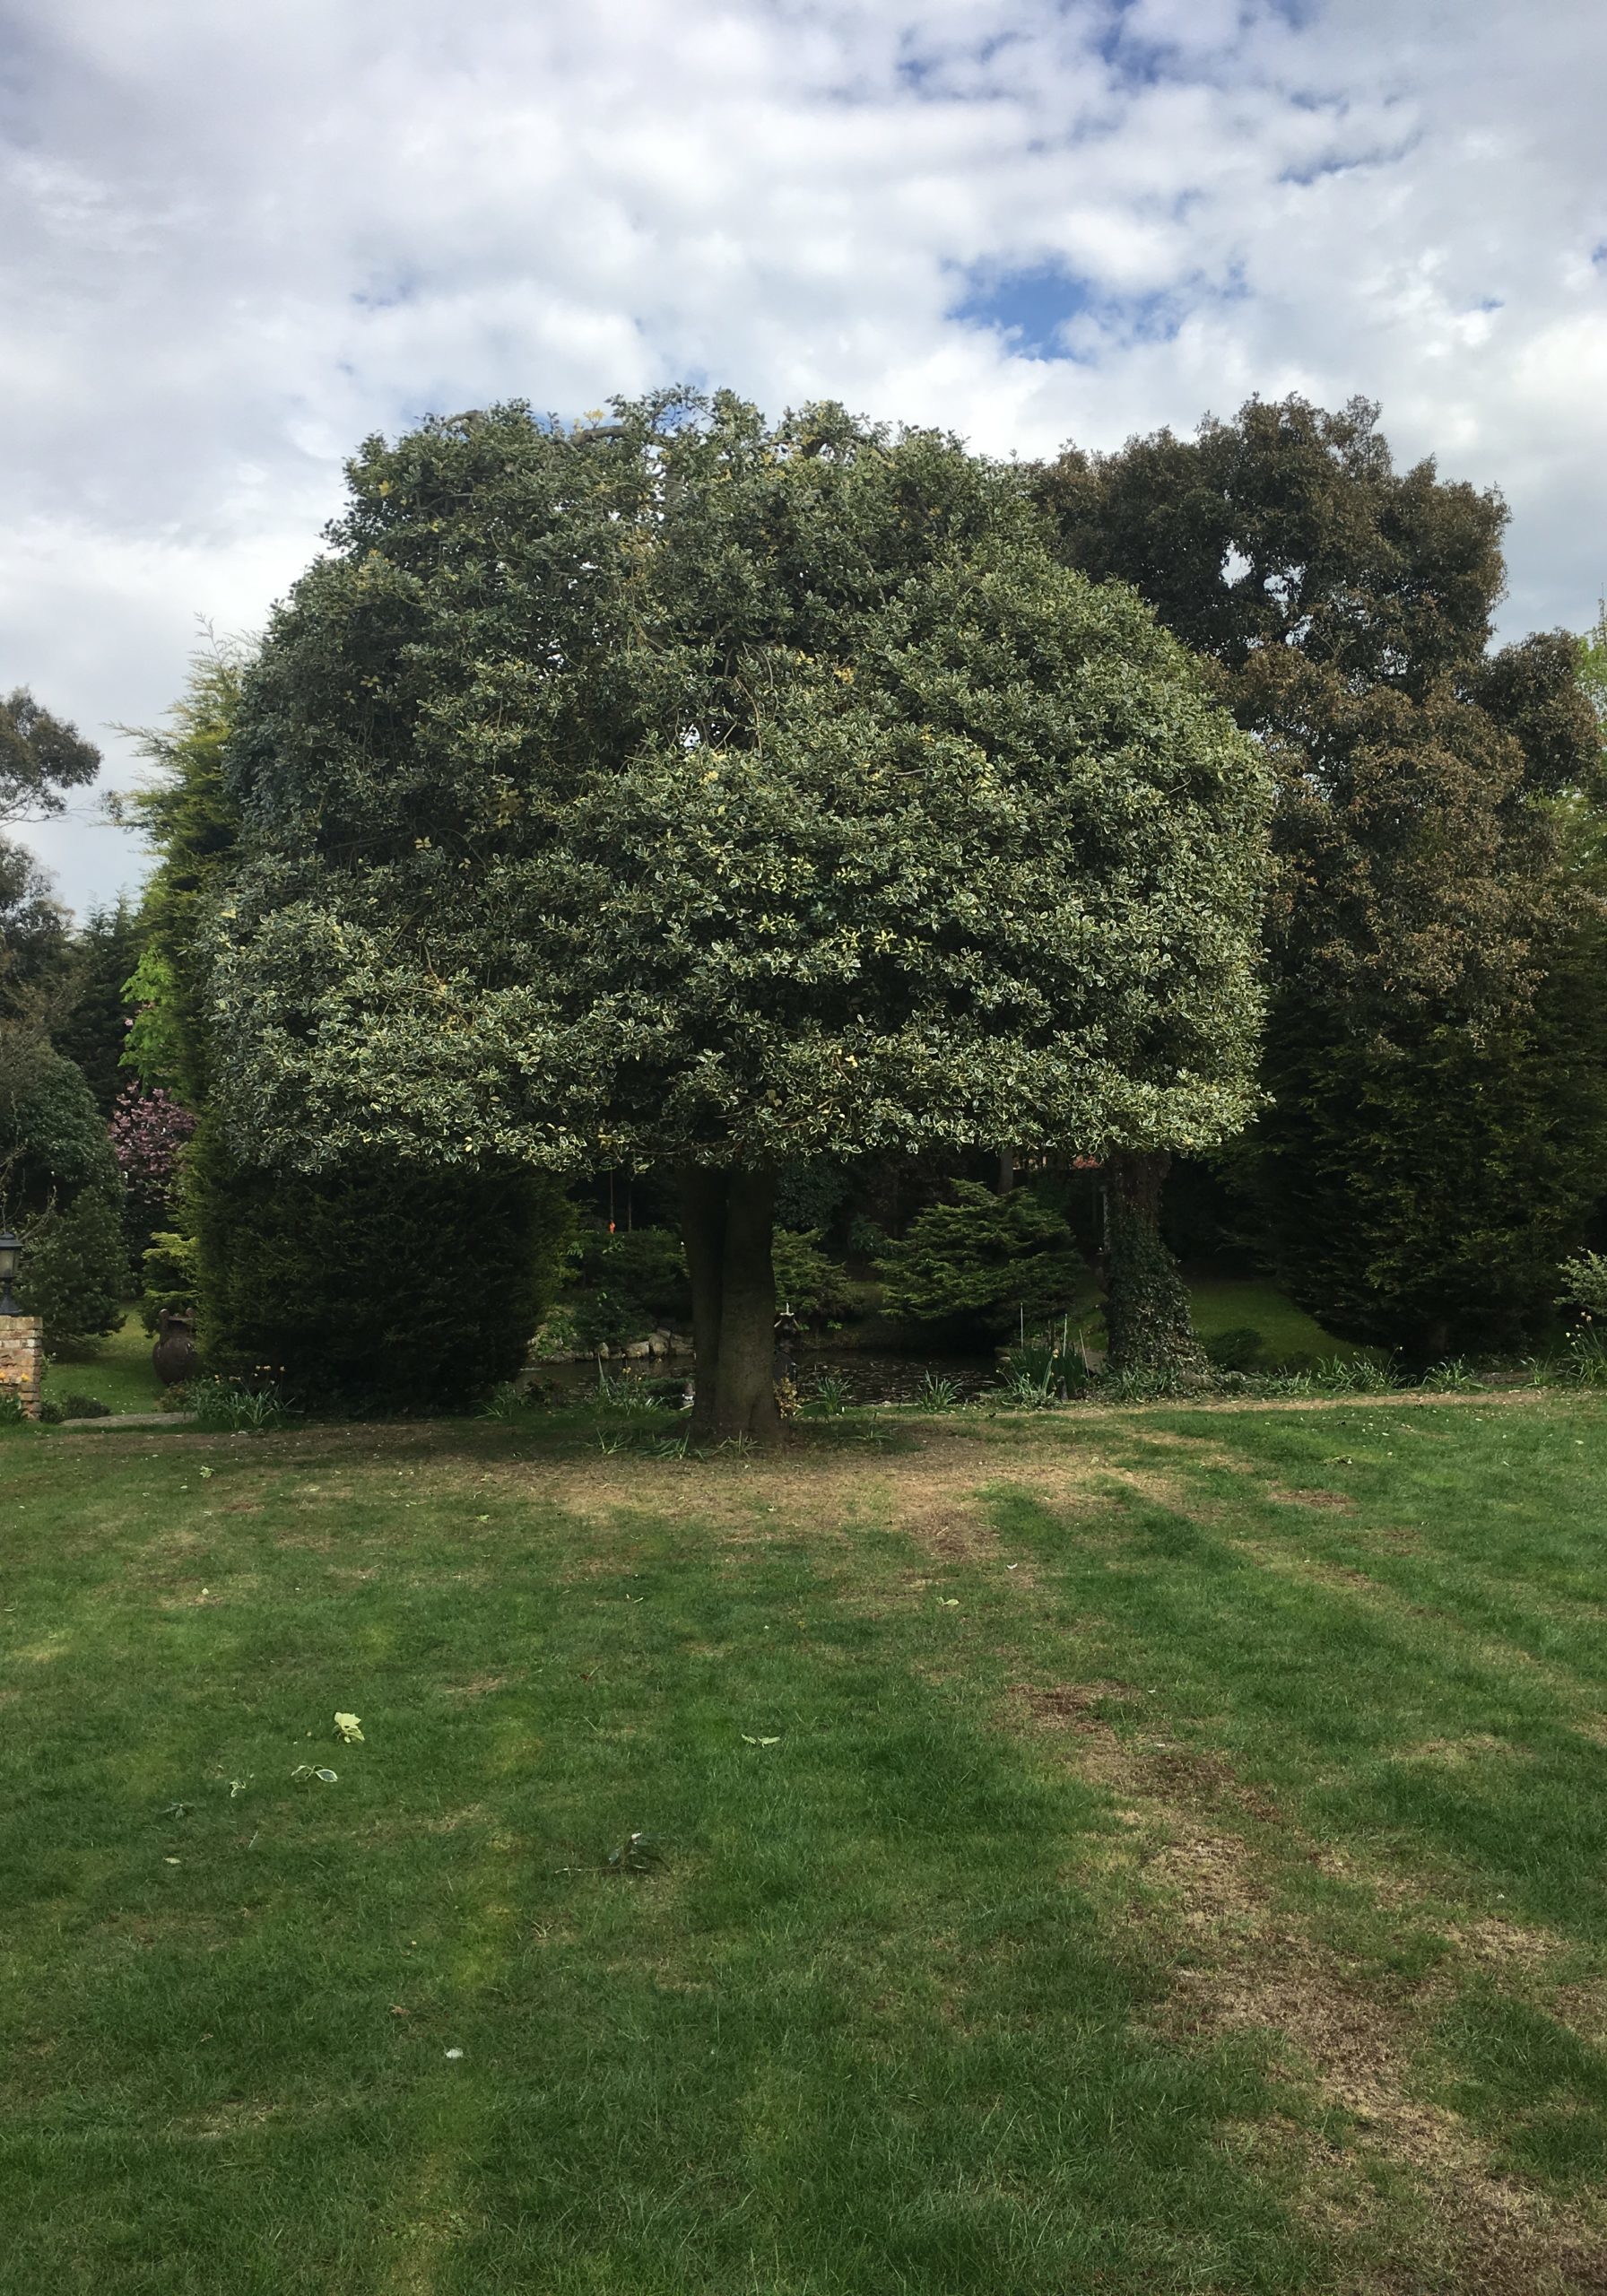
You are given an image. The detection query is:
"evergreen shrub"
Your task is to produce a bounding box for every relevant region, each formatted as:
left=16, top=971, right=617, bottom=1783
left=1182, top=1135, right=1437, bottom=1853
left=772, top=1229, right=856, bottom=1327
left=140, top=1231, right=198, bottom=1332
left=1202, top=1325, right=1266, bottom=1372
left=15, top=1182, right=126, bottom=1351
left=192, top=1123, right=569, bottom=1413
left=876, top=1183, right=1092, bottom=1343
left=565, top=1226, right=691, bottom=1352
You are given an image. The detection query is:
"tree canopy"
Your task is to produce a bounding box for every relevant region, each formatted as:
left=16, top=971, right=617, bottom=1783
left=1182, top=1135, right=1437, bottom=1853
left=215, top=392, right=1273, bottom=1437
left=0, top=689, right=100, bottom=827
left=1037, top=395, right=1605, bottom=1354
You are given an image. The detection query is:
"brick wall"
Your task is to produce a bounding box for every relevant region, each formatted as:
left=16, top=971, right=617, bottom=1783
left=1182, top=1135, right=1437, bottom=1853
left=0, top=1316, right=44, bottom=1419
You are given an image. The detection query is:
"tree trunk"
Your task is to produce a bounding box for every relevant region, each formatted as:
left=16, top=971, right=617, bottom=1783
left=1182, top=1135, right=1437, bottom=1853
left=714, top=1170, right=780, bottom=1445
left=677, top=1162, right=781, bottom=1448
left=678, top=1164, right=727, bottom=1444
left=1104, top=1149, right=1205, bottom=1380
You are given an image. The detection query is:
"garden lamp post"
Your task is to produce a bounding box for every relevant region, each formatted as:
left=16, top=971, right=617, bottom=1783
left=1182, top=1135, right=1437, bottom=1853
left=0, top=1231, right=20, bottom=1316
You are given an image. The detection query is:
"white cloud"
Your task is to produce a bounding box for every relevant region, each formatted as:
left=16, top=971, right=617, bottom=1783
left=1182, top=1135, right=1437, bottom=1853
left=3, top=0, right=1605, bottom=911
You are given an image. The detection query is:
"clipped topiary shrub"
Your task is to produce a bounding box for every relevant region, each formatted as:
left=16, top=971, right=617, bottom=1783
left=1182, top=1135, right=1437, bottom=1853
left=191, top=1120, right=570, bottom=1413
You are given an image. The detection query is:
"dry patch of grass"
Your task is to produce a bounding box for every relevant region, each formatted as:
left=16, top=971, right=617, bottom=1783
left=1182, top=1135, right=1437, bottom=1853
left=1264, top=1483, right=1359, bottom=1511
left=1002, top=1680, right=1607, bottom=2291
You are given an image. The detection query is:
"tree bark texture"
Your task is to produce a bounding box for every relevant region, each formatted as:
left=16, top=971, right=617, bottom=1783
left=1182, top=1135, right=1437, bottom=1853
left=1104, top=1149, right=1205, bottom=1378
left=677, top=1162, right=781, bottom=1448
left=678, top=1164, right=727, bottom=1445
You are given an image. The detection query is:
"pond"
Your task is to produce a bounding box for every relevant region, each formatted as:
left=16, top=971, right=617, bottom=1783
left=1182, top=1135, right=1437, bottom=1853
left=528, top=1343, right=1010, bottom=1407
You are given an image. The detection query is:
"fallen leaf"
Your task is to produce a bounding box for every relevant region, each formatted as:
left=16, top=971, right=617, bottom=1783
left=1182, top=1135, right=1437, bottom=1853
left=742, top=1734, right=782, bottom=1746
left=334, top=1712, right=364, bottom=1743
left=199, top=1466, right=214, bottom=1480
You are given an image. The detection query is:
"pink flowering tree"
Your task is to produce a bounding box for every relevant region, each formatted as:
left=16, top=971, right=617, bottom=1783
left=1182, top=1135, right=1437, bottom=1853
left=109, top=1083, right=195, bottom=1211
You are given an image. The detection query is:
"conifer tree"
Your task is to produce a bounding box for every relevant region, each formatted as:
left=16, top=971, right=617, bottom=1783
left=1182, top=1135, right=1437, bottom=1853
left=1038, top=397, right=1603, bottom=1354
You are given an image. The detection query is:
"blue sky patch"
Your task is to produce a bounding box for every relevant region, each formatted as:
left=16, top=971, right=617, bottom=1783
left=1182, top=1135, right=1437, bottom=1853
left=950, top=260, right=1205, bottom=360
left=949, top=261, right=1099, bottom=360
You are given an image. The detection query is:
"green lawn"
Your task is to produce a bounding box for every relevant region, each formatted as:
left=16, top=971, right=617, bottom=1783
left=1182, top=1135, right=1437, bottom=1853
left=4, top=1398, right=1606, bottom=2291
left=41, top=1311, right=164, bottom=1416
left=1186, top=1277, right=1360, bottom=1364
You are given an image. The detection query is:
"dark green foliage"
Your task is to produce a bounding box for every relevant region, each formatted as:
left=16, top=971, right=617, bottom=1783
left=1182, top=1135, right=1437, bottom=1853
left=771, top=1228, right=856, bottom=1326
left=876, top=1182, right=1091, bottom=1342
left=565, top=1225, right=689, bottom=1352
left=112, top=649, right=243, bottom=1104
left=15, top=1182, right=126, bottom=1350
left=1248, top=955, right=1607, bottom=1358
left=191, top=1121, right=569, bottom=1413
left=53, top=900, right=141, bottom=1111
left=0, top=840, right=72, bottom=1027
left=140, top=1230, right=197, bottom=1333
left=776, top=1161, right=851, bottom=1236
left=1038, top=396, right=1607, bottom=1354
left=1104, top=1152, right=1205, bottom=1378
left=0, top=1028, right=117, bottom=1212
left=1474, top=632, right=1607, bottom=802
left=0, top=1030, right=127, bottom=1348
left=117, top=651, right=570, bottom=1414
left=1201, top=1326, right=1266, bottom=1373
left=0, top=688, right=100, bottom=824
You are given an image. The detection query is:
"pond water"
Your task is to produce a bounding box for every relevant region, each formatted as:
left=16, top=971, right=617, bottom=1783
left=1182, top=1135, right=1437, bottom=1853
left=530, top=1344, right=1008, bottom=1407
left=791, top=1348, right=1003, bottom=1404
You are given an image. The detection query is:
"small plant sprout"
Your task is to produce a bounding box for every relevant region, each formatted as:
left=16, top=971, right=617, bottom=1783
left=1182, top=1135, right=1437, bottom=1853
left=805, top=1371, right=851, bottom=1417
left=606, top=1831, right=664, bottom=1874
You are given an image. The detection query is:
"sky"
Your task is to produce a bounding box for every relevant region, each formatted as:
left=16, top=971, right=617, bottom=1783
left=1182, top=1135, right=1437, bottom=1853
left=4, top=0, right=1605, bottom=916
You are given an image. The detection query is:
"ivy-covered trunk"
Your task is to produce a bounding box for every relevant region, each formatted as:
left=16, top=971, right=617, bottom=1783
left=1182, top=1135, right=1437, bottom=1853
left=1104, top=1149, right=1205, bottom=1379
left=677, top=1163, right=781, bottom=1448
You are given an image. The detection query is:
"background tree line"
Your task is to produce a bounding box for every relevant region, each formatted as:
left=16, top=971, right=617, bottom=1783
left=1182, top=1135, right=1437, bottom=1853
left=4, top=388, right=1604, bottom=1421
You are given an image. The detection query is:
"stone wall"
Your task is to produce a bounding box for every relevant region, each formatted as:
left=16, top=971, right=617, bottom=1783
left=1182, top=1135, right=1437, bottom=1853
left=0, top=1316, right=44, bottom=1419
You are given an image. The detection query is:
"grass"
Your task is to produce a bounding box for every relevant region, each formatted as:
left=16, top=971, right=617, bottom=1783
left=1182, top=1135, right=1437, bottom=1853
left=4, top=1396, right=1606, bottom=2290
left=1186, top=1278, right=1359, bottom=1364
left=41, top=1310, right=164, bottom=1416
